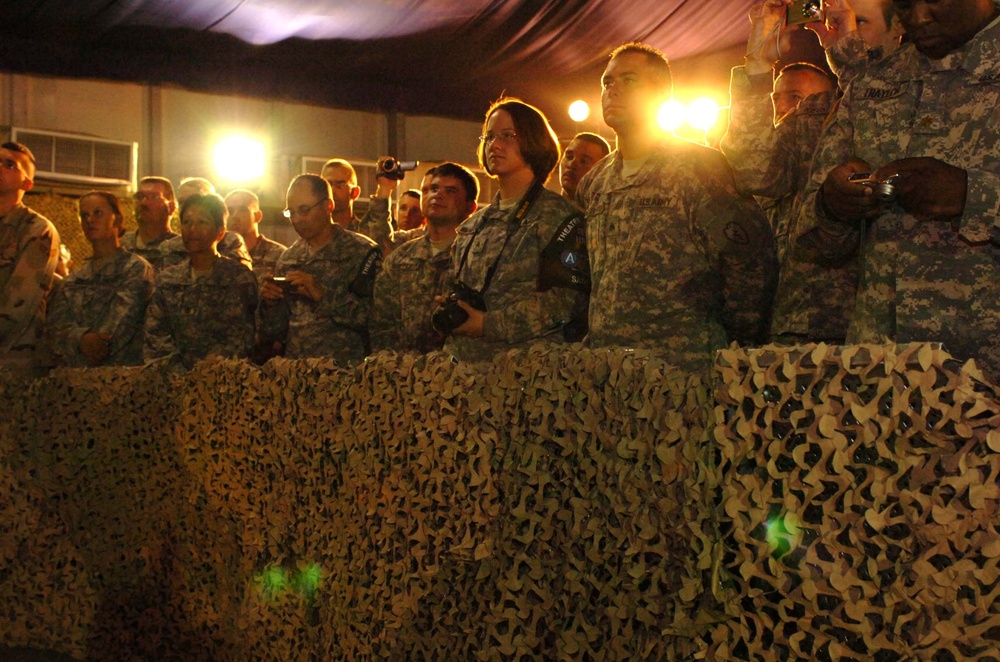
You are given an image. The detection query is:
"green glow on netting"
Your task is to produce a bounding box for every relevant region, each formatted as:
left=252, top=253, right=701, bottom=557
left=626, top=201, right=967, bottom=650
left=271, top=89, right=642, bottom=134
left=765, top=513, right=800, bottom=559
left=294, top=563, right=322, bottom=600
left=257, top=566, right=288, bottom=600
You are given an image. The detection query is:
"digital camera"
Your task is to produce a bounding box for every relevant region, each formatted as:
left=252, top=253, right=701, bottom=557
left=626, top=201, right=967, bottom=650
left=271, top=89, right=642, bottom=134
left=786, top=0, right=823, bottom=25
left=377, top=157, right=419, bottom=181
left=848, top=172, right=899, bottom=204
left=432, top=281, right=486, bottom=334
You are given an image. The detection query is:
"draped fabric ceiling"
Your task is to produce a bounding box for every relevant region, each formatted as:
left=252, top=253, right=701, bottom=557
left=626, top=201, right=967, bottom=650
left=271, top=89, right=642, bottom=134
left=3, top=0, right=756, bottom=131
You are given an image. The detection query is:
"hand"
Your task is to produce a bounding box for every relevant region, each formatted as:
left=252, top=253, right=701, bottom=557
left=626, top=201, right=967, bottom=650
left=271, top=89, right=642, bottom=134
left=873, top=157, right=968, bottom=223
left=283, top=270, right=325, bottom=302
left=820, top=159, right=881, bottom=224
left=79, top=331, right=112, bottom=365
left=808, top=0, right=857, bottom=49
left=374, top=158, right=401, bottom=198
left=432, top=296, right=484, bottom=338
left=746, top=0, right=792, bottom=73
left=260, top=278, right=285, bottom=304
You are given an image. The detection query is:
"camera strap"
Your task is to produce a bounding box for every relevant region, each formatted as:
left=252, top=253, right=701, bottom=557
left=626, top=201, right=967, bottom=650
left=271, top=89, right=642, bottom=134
left=454, top=178, right=545, bottom=294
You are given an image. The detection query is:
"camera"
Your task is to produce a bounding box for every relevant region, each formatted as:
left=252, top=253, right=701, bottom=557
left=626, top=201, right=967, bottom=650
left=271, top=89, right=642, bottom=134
left=377, top=157, right=419, bottom=181
left=848, top=172, right=899, bottom=204
left=270, top=276, right=297, bottom=294
left=786, top=0, right=823, bottom=25
left=432, top=281, right=486, bottom=334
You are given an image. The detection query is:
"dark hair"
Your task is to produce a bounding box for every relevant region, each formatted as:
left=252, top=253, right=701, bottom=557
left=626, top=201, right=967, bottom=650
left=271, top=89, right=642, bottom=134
left=289, top=173, right=333, bottom=201
left=478, top=97, right=561, bottom=182
left=80, top=190, right=126, bottom=238
left=777, top=62, right=837, bottom=87
left=432, top=162, right=481, bottom=203
left=400, top=189, right=421, bottom=202
left=180, top=192, right=228, bottom=230
left=571, top=132, right=611, bottom=156
left=609, top=42, right=673, bottom=95
left=2, top=141, right=36, bottom=179
left=139, top=176, right=176, bottom=202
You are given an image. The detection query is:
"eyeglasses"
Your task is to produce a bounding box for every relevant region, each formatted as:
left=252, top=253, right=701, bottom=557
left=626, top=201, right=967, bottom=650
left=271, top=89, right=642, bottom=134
left=133, top=192, right=165, bottom=203
left=282, top=198, right=329, bottom=219
left=478, top=130, right=518, bottom=146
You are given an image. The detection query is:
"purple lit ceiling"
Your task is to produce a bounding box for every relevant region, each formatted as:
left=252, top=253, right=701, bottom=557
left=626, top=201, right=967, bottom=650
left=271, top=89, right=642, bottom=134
left=2, top=0, right=757, bottom=129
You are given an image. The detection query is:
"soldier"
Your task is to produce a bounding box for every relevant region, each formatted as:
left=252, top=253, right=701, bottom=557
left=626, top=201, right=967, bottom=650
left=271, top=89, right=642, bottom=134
left=0, top=141, right=60, bottom=368
left=258, top=174, right=380, bottom=363
left=436, top=98, right=590, bottom=362
left=357, top=165, right=427, bottom=254
left=225, top=189, right=286, bottom=278
left=158, top=177, right=253, bottom=271
left=397, top=189, right=425, bottom=231
left=559, top=132, right=610, bottom=202
left=144, top=193, right=258, bottom=368
left=577, top=43, right=777, bottom=371
left=721, top=0, right=903, bottom=344
left=795, top=0, right=1000, bottom=383
left=320, top=159, right=364, bottom=232
left=123, top=176, right=178, bottom=271
left=47, top=191, right=154, bottom=366
left=370, top=163, right=479, bottom=353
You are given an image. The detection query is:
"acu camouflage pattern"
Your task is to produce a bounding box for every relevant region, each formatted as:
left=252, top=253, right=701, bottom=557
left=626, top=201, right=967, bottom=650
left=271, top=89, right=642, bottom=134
left=443, top=187, right=585, bottom=363
left=577, top=138, right=777, bottom=372
left=258, top=227, right=380, bottom=363
left=796, top=13, right=1000, bottom=383
left=46, top=248, right=154, bottom=366
left=159, top=231, right=254, bottom=272
left=370, top=234, right=453, bottom=354
left=358, top=196, right=427, bottom=252
left=248, top=235, right=287, bottom=278
left=0, top=204, right=59, bottom=364
left=721, top=67, right=858, bottom=342
left=144, top=256, right=258, bottom=368
left=121, top=229, right=178, bottom=271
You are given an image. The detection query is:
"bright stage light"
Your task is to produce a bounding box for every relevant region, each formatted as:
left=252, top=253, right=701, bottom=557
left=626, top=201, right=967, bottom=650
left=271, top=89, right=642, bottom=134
left=658, top=100, right=685, bottom=132
left=687, top=98, right=721, bottom=132
left=214, top=135, right=266, bottom=182
left=568, top=100, right=590, bottom=122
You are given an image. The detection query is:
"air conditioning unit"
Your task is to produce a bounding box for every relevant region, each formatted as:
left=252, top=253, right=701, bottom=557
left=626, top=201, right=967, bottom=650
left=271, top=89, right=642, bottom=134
left=11, top=127, right=137, bottom=189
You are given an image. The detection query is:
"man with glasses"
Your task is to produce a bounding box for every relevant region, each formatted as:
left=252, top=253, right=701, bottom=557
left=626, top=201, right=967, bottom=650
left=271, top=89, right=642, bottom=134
left=123, top=176, right=179, bottom=271
left=224, top=189, right=286, bottom=278
left=258, top=174, right=381, bottom=362
left=0, top=141, right=60, bottom=369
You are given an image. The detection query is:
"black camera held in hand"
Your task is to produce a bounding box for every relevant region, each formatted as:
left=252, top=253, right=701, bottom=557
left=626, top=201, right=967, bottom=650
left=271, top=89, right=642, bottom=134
left=432, top=281, right=486, bottom=335
left=377, top=157, right=419, bottom=181
left=848, top=172, right=900, bottom=204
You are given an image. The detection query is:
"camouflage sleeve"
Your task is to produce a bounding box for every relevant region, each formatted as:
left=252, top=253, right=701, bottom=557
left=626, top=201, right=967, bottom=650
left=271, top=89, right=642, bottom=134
left=825, top=30, right=870, bottom=84
left=236, top=267, right=260, bottom=357
left=390, top=227, right=424, bottom=247
left=956, top=167, right=1000, bottom=246
left=317, top=246, right=380, bottom=330
left=0, top=215, right=59, bottom=351
left=44, top=279, right=87, bottom=364
left=695, top=154, right=778, bottom=345
left=143, top=286, right=179, bottom=363
left=224, top=232, right=254, bottom=271
left=720, top=66, right=801, bottom=200
left=369, top=252, right=402, bottom=352
left=99, top=258, right=156, bottom=359
left=481, top=207, right=580, bottom=346
left=357, top=197, right=393, bottom=247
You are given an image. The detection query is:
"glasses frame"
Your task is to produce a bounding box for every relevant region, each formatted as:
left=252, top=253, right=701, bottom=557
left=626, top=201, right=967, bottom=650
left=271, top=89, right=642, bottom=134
left=282, top=198, right=330, bottom=219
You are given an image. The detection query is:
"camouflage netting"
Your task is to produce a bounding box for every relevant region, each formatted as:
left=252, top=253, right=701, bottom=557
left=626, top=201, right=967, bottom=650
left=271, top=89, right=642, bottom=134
left=708, top=343, right=1000, bottom=661
left=0, top=343, right=998, bottom=660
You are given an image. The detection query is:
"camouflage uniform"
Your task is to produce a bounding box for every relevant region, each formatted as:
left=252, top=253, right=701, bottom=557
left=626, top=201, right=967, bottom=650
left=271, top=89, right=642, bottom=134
left=0, top=204, right=59, bottom=366
left=358, top=197, right=426, bottom=252
left=577, top=138, right=777, bottom=371
left=159, top=231, right=253, bottom=272
left=721, top=69, right=852, bottom=343
left=797, top=14, right=1000, bottom=383
left=46, top=248, right=154, bottom=366
left=248, top=235, right=287, bottom=278
left=258, top=228, right=380, bottom=363
left=370, top=233, right=453, bottom=353
left=121, top=229, right=178, bottom=272
left=443, top=187, right=587, bottom=363
left=144, top=256, right=258, bottom=368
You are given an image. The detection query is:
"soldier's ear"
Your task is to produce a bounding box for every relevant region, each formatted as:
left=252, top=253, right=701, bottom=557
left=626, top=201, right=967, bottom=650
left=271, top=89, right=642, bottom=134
left=253, top=209, right=263, bottom=224
left=349, top=185, right=361, bottom=201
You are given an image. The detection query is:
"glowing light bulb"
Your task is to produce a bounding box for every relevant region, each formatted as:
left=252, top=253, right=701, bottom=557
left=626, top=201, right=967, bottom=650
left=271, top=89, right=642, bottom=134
left=569, top=100, right=590, bottom=122
left=687, top=98, right=721, bottom=132
left=657, top=100, right=685, bottom=132
left=214, top=136, right=266, bottom=182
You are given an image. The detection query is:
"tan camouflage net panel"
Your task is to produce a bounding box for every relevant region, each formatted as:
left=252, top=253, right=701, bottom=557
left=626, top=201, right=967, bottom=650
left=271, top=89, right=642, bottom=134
left=1, top=343, right=998, bottom=660
left=0, top=347, right=711, bottom=660
left=708, top=343, right=1000, bottom=661
left=23, top=193, right=140, bottom=267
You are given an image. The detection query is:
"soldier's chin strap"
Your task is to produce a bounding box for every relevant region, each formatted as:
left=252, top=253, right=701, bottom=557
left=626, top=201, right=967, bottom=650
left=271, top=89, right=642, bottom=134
left=453, top=177, right=546, bottom=296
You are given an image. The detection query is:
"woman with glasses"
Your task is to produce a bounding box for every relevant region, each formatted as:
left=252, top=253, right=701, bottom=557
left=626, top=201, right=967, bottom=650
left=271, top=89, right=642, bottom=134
left=434, top=97, right=590, bottom=362
left=144, top=193, right=258, bottom=369
left=46, top=191, right=155, bottom=366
